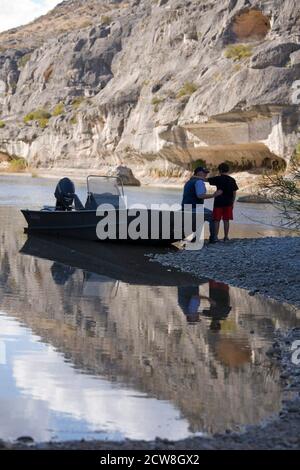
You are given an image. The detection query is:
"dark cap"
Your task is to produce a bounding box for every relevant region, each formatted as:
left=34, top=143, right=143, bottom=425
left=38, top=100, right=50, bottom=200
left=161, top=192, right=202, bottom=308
left=194, top=166, right=209, bottom=175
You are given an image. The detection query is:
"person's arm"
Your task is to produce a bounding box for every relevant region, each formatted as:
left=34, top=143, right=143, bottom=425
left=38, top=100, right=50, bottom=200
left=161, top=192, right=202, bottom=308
left=198, top=191, right=222, bottom=200
left=232, top=191, right=237, bottom=205
left=204, top=176, right=222, bottom=198
left=232, top=180, right=239, bottom=205
left=195, top=179, right=222, bottom=200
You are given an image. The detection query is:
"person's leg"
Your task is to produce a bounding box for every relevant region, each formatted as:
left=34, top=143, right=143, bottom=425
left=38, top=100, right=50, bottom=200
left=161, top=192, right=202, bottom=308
left=223, top=206, right=233, bottom=240
left=212, top=207, right=221, bottom=241
left=204, top=208, right=216, bottom=242
left=223, top=220, right=230, bottom=240
left=214, top=221, right=220, bottom=240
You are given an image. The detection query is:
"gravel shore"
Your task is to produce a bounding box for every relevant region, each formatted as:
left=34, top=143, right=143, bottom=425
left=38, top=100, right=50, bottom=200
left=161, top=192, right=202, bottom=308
left=150, top=237, right=300, bottom=309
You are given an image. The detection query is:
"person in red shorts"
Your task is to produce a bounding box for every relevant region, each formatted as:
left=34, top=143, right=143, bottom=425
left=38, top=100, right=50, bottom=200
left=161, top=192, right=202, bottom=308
left=207, top=163, right=239, bottom=242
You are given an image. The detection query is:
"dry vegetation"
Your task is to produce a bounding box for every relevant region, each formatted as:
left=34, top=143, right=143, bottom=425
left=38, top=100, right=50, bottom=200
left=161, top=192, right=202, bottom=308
left=176, top=82, right=198, bottom=99
left=6, top=157, right=28, bottom=172
left=18, top=53, right=32, bottom=68
left=0, top=0, right=129, bottom=51
left=151, top=96, right=164, bottom=112
left=149, top=166, right=185, bottom=178
left=72, top=96, right=85, bottom=109
left=225, top=44, right=253, bottom=61
left=52, top=102, right=65, bottom=116
left=24, top=109, right=51, bottom=128
left=261, top=148, right=300, bottom=229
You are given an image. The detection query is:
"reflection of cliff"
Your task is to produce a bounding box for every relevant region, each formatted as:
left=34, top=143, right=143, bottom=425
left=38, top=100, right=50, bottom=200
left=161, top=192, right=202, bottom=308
left=0, top=208, right=299, bottom=434
left=1, top=311, right=192, bottom=442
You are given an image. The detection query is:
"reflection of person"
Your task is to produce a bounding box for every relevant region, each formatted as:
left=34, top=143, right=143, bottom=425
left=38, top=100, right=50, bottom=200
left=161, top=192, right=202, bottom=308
left=203, top=281, right=252, bottom=367
left=178, top=282, right=252, bottom=368
left=214, top=337, right=252, bottom=367
left=51, top=262, right=76, bottom=285
left=201, top=280, right=232, bottom=331
left=181, top=167, right=223, bottom=243
left=177, top=286, right=213, bottom=324
left=207, top=163, right=239, bottom=242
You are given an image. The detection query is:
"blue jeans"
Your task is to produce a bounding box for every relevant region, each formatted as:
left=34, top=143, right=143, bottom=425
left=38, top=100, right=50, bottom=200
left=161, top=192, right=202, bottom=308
left=182, top=205, right=215, bottom=241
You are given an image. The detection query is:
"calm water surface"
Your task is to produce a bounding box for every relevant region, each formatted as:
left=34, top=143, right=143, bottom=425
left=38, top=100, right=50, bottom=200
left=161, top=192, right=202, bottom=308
left=0, top=174, right=286, bottom=227
left=0, top=176, right=299, bottom=442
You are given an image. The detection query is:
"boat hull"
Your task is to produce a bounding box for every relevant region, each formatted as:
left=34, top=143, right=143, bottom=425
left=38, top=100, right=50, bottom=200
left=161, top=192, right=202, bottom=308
left=22, top=209, right=195, bottom=246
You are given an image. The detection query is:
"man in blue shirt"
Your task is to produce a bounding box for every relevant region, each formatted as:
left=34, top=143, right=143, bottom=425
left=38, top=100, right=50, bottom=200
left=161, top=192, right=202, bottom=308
left=182, top=166, right=222, bottom=243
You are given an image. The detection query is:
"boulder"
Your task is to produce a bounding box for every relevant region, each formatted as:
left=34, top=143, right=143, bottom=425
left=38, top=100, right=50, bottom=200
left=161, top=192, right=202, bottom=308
left=238, top=194, right=270, bottom=204
left=109, top=166, right=141, bottom=186
left=290, top=50, right=300, bottom=66
left=250, top=43, right=300, bottom=69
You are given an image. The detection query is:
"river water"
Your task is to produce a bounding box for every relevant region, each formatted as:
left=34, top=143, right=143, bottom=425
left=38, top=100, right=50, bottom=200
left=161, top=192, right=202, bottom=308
left=0, top=175, right=299, bottom=442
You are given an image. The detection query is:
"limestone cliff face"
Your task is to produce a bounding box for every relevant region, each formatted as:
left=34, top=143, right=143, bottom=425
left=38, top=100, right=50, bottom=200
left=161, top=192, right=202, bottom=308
left=0, top=0, right=300, bottom=180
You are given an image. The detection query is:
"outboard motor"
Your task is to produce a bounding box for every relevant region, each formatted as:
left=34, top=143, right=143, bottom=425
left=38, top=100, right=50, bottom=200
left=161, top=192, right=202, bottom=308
left=54, top=178, right=75, bottom=211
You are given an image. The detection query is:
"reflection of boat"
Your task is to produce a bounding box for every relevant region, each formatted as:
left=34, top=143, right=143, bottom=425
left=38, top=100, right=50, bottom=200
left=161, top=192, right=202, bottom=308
left=82, top=273, right=120, bottom=299
left=20, top=235, right=203, bottom=287
left=21, top=176, right=193, bottom=246
left=49, top=262, right=120, bottom=299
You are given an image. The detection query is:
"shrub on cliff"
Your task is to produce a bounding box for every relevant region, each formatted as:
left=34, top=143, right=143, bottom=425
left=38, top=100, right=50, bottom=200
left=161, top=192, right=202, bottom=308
left=225, top=44, right=252, bottom=61
left=53, top=102, right=65, bottom=116
left=8, top=157, right=27, bottom=172
left=18, top=53, right=31, bottom=68
left=38, top=118, right=49, bottom=129
left=151, top=96, right=164, bottom=112
left=0, top=120, right=5, bottom=128
left=24, top=109, right=51, bottom=122
left=191, top=159, right=208, bottom=171
left=24, top=109, right=51, bottom=126
left=70, top=114, right=77, bottom=125
left=176, top=82, right=198, bottom=99
left=101, top=15, right=112, bottom=25
left=72, top=97, right=85, bottom=109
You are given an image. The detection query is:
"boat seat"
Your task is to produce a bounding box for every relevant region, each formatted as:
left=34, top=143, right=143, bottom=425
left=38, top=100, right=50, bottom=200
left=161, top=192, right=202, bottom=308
left=74, top=194, right=85, bottom=211
left=85, top=193, right=120, bottom=210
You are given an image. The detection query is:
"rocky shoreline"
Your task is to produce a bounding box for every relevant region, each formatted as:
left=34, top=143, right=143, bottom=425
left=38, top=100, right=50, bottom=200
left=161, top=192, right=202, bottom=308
left=150, top=237, right=300, bottom=309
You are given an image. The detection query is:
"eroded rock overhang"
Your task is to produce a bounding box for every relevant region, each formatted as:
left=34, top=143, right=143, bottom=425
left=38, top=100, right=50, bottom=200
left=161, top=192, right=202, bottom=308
left=156, top=105, right=300, bottom=170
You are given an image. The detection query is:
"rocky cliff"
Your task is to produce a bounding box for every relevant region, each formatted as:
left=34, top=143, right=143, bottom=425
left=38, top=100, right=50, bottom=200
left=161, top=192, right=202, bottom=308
left=0, top=0, right=300, bottom=181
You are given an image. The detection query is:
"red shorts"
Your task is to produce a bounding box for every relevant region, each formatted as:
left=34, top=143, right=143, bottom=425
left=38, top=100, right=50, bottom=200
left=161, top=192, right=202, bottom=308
left=213, top=206, right=233, bottom=221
